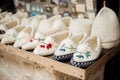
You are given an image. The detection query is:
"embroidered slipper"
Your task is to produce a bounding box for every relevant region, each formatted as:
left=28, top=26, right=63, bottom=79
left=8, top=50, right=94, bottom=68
left=21, top=16, right=47, bottom=50
left=0, top=12, right=28, bottom=40
left=53, top=33, right=87, bottom=62
left=0, top=18, right=19, bottom=40
left=1, top=26, right=25, bottom=44
left=33, top=31, right=71, bottom=56
left=70, top=35, right=102, bottom=68
left=0, top=13, right=12, bottom=35
left=21, top=15, right=61, bottom=50
left=13, top=26, right=35, bottom=48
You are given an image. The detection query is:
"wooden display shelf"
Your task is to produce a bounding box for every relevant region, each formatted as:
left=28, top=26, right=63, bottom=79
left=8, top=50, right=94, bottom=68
left=0, top=43, right=120, bottom=80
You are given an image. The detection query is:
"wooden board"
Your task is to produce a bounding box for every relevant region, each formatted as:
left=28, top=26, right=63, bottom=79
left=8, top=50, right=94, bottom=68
left=0, top=43, right=120, bottom=80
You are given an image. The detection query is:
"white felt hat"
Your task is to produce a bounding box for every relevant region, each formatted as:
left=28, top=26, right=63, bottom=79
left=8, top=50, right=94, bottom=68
left=91, top=7, right=120, bottom=49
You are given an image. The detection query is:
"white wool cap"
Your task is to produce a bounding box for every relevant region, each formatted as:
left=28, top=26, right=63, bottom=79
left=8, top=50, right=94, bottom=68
left=91, top=7, right=120, bottom=43
left=69, top=18, right=92, bottom=36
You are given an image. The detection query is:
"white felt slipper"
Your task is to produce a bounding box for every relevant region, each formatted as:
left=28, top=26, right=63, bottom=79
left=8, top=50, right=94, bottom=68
left=33, top=31, right=71, bottom=56
left=21, top=15, right=61, bottom=50
left=1, top=26, right=25, bottom=44
left=70, top=35, right=102, bottom=68
left=13, top=26, right=35, bottom=48
left=0, top=18, right=19, bottom=40
left=53, top=32, right=87, bottom=61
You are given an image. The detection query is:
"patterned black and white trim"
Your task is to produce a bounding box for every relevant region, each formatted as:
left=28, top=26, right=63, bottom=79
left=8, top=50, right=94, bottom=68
left=0, top=30, right=5, bottom=34
left=53, top=53, right=73, bottom=62
left=70, top=58, right=97, bottom=69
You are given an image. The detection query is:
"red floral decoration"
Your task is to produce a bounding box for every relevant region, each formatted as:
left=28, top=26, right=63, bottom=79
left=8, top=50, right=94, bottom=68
left=40, top=45, right=45, bottom=48
left=30, top=39, right=33, bottom=42
left=39, top=43, right=52, bottom=49
left=46, top=43, right=52, bottom=49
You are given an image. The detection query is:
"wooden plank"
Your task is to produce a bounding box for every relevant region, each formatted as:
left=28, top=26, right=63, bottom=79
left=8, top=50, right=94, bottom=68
left=0, top=49, right=81, bottom=80
left=0, top=43, right=85, bottom=80
left=85, top=44, right=120, bottom=79
left=0, top=43, right=119, bottom=80
left=86, top=65, right=105, bottom=80
left=0, top=49, right=57, bottom=80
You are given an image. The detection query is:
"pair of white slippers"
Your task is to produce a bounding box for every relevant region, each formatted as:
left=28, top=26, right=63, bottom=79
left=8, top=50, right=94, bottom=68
left=33, top=31, right=72, bottom=56
left=1, top=15, right=46, bottom=48
left=0, top=12, right=28, bottom=40
left=21, top=15, right=72, bottom=50
left=53, top=32, right=102, bottom=68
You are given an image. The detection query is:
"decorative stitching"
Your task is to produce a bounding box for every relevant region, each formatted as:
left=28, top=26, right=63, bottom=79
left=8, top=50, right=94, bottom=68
left=76, top=51, right=91, bottom=59
left=59, top=43, right=76, bottom=52
left=39, top=43, right=52, bottom=50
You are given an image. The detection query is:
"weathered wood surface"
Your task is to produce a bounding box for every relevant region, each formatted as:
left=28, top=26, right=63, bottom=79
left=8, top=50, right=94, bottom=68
left=0, top=43, right=119, bottom=80
left=85, top=44, right=120, bottom=79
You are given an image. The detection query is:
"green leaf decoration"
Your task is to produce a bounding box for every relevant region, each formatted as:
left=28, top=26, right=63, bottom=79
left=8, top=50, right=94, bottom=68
left=86, top=51, right=91, bottom=58
left=59, top=43, right=66, bottom=52
left=12, top=33, right=17, bottom=38
left=77, top=55, right=84, bottom=59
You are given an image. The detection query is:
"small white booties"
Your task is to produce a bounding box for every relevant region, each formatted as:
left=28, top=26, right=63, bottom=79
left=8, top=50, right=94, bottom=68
left=53, top=32, right=87, bottom=61
left=91, top=7, right=120, bottom=49
left=13, top=26, right=35, bottom=48
left=69, top=18, right=92, bottom=36
left=1, top=26, right=25, bottom=44
left=33, top=31, right=71, bottom=56
left=70, top=35, right=102, bottom=68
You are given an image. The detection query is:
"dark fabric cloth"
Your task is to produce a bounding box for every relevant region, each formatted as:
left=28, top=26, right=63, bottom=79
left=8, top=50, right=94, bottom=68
left=0, top=0, right=16, bottom=13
